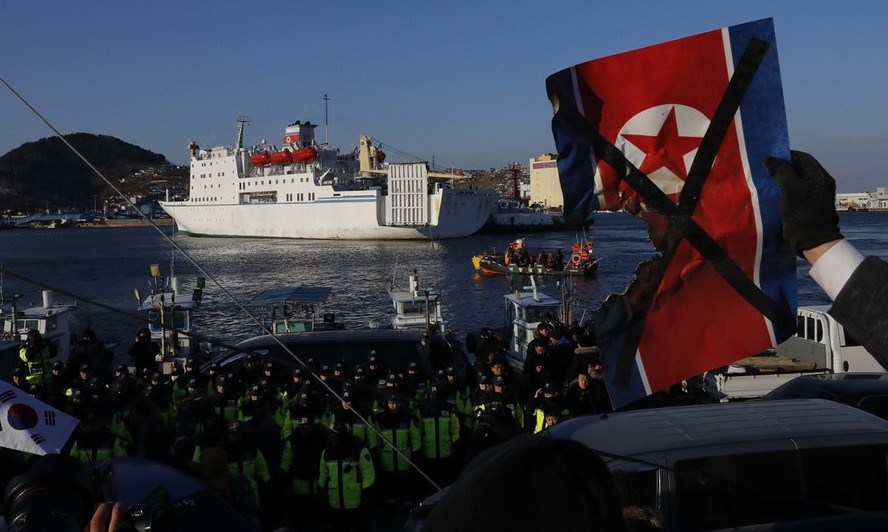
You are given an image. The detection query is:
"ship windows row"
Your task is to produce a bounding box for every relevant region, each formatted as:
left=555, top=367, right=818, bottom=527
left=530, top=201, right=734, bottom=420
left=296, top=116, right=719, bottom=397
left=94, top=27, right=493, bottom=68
left=236, top=178, right=309, bottom=187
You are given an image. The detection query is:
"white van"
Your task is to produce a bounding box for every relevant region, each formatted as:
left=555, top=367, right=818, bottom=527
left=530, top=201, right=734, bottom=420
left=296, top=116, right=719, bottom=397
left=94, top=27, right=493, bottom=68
left=547, top=399, right=888, bottom=531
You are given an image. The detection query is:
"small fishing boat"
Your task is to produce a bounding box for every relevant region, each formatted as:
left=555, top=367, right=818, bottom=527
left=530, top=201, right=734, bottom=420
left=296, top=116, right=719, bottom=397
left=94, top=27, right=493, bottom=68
left=471, top=238, right=598, bottom=277
left=248, top=286, right=343, bottom=334
left=134, top=263, right=205, bottom=364
left=0, top=290, right=77, bottom=378
left=387, top=269, right=444, bottom=332
left=503, top=277, right=571, bottom=372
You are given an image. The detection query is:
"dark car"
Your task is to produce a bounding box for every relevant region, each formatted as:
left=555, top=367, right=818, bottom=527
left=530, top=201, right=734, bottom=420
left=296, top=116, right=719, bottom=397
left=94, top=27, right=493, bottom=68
left=762, top=372, right=888, bottom=420
left=201, top=328, right=463, bottom=381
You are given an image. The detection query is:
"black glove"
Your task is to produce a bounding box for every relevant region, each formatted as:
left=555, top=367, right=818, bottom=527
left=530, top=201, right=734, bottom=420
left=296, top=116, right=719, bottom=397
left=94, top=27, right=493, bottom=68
left=764, top=150, right=843, bottom=252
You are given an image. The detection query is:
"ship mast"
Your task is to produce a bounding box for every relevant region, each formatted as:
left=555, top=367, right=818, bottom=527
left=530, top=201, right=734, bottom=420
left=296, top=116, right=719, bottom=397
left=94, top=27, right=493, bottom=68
left=235, top=115, right=252, bottom=149
left=323, top=93, right=330, bottom=145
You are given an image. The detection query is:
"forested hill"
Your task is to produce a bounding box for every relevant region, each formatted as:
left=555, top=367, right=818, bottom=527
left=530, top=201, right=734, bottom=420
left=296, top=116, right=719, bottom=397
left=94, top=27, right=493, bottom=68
left=0, top=133, right=170, bottom=212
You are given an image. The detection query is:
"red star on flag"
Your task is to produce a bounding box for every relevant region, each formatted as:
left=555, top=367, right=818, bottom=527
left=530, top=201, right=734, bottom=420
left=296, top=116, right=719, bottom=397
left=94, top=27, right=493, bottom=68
left=622, top=106, right=703, bottom=179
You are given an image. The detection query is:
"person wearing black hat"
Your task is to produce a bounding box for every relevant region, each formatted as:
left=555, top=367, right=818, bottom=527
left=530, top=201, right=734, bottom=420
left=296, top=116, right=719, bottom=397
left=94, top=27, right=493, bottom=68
left=209, top=374, right=242, bottom=423
left=42, top=360, right=70, bottom=409
left=280, top=411, right=328, bottom=529
left=373, top=391, right=421, bottom=505
left=330, top=389, right=379, bottom=455
left=18, top=328, right=56, bottom=386
left=10, top=367, right=29, bottom=391
left=404, top=361, right=424, bottom=401
left=72, top=329, right=113, bottom=381
left=472, top=392, right=522, bottom=453
left=523, top=340, right=552, bottom=396
left=366, top=351, right=385, bottom=389
left=492, top=375, right=525, bottom=430
left=127, top=327, right=160, bottom=376
left=318, top=420, right=376, bottom=531
left=222, top=419, right=270, bottom=527
left=470, top=373, right=493, bottom=411
left=417, top=384, right=461, bottom=489
left=262, top=361, right=285, bottom=393
left=205, top=362, right=222, bottom=395
left=529, top=382, right=569, bottom=433
left=175, top=375, right=211, bottom=439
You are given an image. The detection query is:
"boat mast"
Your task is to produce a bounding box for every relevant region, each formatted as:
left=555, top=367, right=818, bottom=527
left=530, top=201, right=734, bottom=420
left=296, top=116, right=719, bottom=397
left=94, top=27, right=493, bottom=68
left=323, top=93, right=330, bottom=145
left=235, top=115, right=252, bottom=149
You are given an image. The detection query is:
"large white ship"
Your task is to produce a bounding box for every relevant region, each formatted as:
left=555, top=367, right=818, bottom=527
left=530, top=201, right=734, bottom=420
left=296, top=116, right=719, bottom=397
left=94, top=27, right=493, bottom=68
left=159, top=117, right=493, bottom=239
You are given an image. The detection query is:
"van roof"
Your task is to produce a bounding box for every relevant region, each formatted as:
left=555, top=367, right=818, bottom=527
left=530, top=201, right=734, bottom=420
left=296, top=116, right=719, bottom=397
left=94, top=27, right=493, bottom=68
left=547, top=398, right=888, bottom=459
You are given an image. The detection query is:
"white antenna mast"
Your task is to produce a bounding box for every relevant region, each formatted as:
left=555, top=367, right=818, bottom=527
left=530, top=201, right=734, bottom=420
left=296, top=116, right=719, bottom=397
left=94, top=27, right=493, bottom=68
left=323, top=93, right=330, bottom=145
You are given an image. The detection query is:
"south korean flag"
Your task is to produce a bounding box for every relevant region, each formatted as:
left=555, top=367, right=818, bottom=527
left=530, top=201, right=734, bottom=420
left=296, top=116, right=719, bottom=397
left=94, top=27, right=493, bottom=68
left=0, top=381, right=78, bottom=455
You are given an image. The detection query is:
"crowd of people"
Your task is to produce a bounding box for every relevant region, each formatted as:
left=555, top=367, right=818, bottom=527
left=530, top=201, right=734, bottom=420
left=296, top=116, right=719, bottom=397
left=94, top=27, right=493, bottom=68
left=502, top=238, right=566, bottom=270
left=9, top=313, right=630, bottom=531
left=10, top=144, right=883, bottom=532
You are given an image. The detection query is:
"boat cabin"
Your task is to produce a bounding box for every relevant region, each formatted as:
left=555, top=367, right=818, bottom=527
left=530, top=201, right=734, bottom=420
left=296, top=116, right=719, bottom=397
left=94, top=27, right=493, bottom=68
left=503, top=278, right=565, bottom=371
left=135, top=267, right=205, bottom=361
left=388, top=271, right=444, bottom=332
left=249, top=286, right=343, bottom=334
left=0, top=290, right=75, bottom=375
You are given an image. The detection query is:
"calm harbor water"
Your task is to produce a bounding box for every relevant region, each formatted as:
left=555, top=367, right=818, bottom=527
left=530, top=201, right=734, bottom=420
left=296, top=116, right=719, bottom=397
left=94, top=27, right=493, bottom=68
left=1, top=211, right=886, bottom=353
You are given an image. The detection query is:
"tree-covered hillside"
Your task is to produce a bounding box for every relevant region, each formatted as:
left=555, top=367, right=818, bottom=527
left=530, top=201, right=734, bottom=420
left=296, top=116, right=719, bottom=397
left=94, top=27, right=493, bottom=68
left=0, top=133, right=172, bottom=213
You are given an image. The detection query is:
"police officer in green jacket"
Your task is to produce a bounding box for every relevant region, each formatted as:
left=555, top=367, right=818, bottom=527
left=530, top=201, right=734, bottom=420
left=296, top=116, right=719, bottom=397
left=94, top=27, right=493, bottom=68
left=19, top=329, right=56, bottom=386
left=319, top=421, right=376, bottom=531
left=69, top=412, right=128, bottom=463
left=417, top=384, right=461, bottom=488
left=373, top=392, right=421, bottom=505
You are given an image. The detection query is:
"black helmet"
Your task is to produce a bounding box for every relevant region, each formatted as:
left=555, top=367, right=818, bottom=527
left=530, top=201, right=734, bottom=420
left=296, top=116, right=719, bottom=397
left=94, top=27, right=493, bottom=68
left=52, top=361, right=64, bottom=372
left=215, top=375, right=227, bottom=387
left=115, top=364, right=128, bottom=374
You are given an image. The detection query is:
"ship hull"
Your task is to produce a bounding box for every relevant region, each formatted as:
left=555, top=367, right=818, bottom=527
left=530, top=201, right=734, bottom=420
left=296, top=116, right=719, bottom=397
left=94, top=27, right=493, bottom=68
left=160, top=188, right=491, bottom=240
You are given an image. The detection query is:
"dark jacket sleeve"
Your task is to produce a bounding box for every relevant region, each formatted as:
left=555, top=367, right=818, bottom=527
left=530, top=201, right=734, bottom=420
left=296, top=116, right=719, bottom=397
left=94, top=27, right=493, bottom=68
left=829, top=256, right=888, bottom=370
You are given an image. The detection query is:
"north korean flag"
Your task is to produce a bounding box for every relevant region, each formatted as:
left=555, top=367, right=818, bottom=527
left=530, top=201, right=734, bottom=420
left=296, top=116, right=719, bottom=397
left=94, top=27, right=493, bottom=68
left=546, top=19, right=797, bottom=408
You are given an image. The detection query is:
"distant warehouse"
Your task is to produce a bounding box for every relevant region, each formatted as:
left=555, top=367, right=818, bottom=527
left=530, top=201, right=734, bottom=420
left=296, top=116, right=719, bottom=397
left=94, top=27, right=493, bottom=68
left=836, top=187, right=888, bottom=210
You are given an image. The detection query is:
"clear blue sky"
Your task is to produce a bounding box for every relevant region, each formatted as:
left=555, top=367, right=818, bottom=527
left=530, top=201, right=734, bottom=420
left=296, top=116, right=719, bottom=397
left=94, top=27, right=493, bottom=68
left=3, top=1, right=887, bottom=192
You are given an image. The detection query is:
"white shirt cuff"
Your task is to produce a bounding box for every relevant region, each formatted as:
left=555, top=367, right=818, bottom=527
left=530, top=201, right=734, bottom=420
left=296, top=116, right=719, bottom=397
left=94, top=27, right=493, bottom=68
left=809, top=239, right=865, bottom=301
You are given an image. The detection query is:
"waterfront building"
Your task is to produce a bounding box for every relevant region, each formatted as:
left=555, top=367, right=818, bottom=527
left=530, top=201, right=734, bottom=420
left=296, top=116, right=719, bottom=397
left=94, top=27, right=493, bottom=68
left=836, top=187, right=888, bottom=210
left=529, top=153, right=562, bottom=208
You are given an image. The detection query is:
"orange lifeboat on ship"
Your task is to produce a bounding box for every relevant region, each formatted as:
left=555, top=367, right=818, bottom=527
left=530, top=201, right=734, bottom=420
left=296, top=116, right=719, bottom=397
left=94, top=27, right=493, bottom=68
left=270, top=150, right=293, bottom=165
left=291, top=146, right=318, bottom=162
left=251, top=151, right=272, bottom=166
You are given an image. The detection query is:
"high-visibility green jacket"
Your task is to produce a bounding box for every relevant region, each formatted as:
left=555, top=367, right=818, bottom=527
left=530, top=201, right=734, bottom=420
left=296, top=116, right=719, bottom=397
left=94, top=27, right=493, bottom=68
left=70, top=434, right=127, bottom=463
left=227, top=449, right=270, bottom=505
left=319, top=443, right=375, bottom=510
left=19, top=344, right=53, bottom=385
left=374, top=411, right=421, bottom=473
left=419, top=410, right=460, bottom=459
